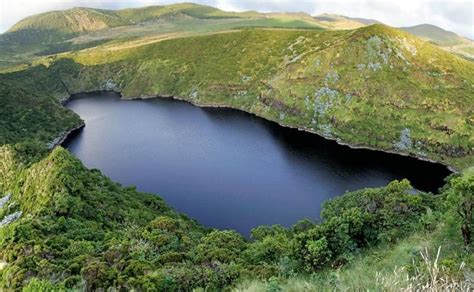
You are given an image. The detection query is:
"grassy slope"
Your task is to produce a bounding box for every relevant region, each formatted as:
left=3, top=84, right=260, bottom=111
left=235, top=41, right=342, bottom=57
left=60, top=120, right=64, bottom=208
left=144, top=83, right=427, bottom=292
left=7, top=8, right=127, bottom=34
left=0, top=3, right=324, bottom=68
left=235, top=225, right=473, bottom=291
left=25, top=25, right=469, bottom=170
left=400, top=24, right=468, bottom=46
left=1, top=25, right=473, bottom=169
left=400, top=24, right=474, bottom=60
left=3, top=3, right=473, bottom=68
left=313, top=14, right=367, bottom=30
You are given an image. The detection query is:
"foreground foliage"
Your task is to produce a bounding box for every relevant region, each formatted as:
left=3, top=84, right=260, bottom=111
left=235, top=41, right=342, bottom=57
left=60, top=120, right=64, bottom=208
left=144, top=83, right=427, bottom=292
left=0, top=144, right=472, bottom=290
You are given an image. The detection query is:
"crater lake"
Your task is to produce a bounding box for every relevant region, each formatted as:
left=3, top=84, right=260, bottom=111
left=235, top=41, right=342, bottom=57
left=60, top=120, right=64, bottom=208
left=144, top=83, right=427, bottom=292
left=64, top=92, right=451, bottom=235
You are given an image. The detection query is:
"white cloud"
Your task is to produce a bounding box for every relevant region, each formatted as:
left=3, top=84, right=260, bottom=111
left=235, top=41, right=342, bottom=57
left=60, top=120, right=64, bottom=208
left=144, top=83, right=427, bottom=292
left=0, top=0, right=472, bottom=38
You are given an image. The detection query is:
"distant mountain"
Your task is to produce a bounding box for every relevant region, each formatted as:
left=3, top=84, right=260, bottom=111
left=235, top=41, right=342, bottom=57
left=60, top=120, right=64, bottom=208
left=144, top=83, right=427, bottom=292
left=400, top=24, right=474, bottom=60
left=0, top=3, right=323, bottom=67
left=308, top=16, right=473, bottom=59
left=400, top=24, right=469, bottom=46
left=346, top=17, right=382, bottom=25
left=7, top=7, right=128, bottom=34
left=6, top=3, right=263, bottom=35
left=1, top=2, right=473, bottom=68
left=313, top=13, right=366, bottom=29
left=115, top=3, right=261, bottom=23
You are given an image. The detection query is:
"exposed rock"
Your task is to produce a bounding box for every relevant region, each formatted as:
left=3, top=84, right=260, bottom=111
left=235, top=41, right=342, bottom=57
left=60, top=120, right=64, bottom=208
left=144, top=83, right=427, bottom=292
left=319, top=123, right=334, bottom=138
left=47, top=122, right=85, bottom=149
left=104, top=79, right=117, bottom=90
left=313, top=87, right=340, bottom=117
left=394, top=128, right=412, bottom=151
left=367, top=62, right=381, bottom=71
left=357, top=64, right=366, bottom=71
left=190, top=89, right=199, bottom=99
left=0, top=211, right=22, bottom=228
left=367, top=36, right=383, bottom=60
left=363, top=35, right=392, bottom=71
left=0, top=194, right=11, bottom=209
left=314, top=59, right=321, bottom=67
left=241, top=75, right=252, bottom=83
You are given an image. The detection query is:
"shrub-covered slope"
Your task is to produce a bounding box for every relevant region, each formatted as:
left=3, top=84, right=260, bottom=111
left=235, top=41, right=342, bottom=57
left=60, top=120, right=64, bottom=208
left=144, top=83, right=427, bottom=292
left=4, top=25, right=469, bottom=169
left=0, top=63, right=82, bottom=145
left=1, top=144, right=471, bottom=290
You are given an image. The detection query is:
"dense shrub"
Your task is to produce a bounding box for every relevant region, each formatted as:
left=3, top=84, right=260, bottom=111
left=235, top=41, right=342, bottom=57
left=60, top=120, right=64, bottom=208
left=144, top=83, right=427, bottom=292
left=0, top=145, right=468, bottom=290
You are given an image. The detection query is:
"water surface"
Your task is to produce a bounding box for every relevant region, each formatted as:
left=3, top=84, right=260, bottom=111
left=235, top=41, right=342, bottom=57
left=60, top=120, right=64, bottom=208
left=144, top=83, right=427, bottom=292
left=64, top=92, right=450, bottom=235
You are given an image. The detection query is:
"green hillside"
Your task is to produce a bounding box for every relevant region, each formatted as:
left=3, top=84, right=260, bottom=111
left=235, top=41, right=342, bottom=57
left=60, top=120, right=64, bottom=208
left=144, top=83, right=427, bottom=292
left=7, top=7, right=127, bottom=34
left=1, top=25, right=473, bottom=169
left=0, top=5, right=473, bottom=290
left=1, top=143, right=472, bottom=290
left=400, top=24, right=474, bottom=60
left=0, top=3, right=323, bottom=68
left=28, top=25, right=472, bottom=170
left=3, top=3, right=472, bottom=69
left=116, top=3, right=260, bottom=23
left=400, top=24, right=468, bottom=46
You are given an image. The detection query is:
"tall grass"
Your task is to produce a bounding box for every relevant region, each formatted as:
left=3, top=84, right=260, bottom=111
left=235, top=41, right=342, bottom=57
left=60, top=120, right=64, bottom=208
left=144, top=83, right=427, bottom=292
left=234, top=246, right=473, bottom=291
left=375, top=247, right=472, bottom=291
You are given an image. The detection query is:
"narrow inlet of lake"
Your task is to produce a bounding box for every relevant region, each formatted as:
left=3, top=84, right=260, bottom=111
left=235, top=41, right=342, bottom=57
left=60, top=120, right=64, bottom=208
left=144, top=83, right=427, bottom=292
left=64, top=92, right=451, bottom=235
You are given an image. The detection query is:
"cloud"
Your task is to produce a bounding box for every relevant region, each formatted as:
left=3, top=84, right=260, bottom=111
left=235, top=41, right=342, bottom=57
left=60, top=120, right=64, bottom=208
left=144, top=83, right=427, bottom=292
left=0, top=0, right=472, bottom=38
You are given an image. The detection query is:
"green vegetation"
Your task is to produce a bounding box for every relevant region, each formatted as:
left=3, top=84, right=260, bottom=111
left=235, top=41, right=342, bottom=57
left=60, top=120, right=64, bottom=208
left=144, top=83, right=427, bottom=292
left=2, top=25, right=471, bottom=169
left=399, top=24, right=474, bottom=60
left=0, top=3, right=323, bottom=68
left=0, top=4, right=473, bottom=290
left=2, top=2, right=472, bottom=68
left=1, top=144, right=472, bottom=290
left=400, top=24, right=468, bottom=46
left=0, top=62, right=82, bottom=145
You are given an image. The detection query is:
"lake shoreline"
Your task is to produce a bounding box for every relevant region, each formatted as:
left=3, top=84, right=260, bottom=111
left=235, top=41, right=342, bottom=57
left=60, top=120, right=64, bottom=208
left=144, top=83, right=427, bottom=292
left=60, top=90, right=455, bottom=174
left=128, top=93, right=457, bottom=174
left=50, top=122, right=85, bottom=149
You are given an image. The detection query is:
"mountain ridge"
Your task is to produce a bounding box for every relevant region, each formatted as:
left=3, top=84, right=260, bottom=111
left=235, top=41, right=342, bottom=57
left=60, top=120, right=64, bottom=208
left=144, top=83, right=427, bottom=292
left=1, top=3, right=472, bottom=68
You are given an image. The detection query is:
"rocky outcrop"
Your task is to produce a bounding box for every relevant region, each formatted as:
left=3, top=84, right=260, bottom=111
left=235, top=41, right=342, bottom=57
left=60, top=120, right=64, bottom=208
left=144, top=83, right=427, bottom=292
left=0, top=194, right=11, bottom=209
left=47, top=122, right=85, bottom=149
left=0, top=211, right=22, bottom=228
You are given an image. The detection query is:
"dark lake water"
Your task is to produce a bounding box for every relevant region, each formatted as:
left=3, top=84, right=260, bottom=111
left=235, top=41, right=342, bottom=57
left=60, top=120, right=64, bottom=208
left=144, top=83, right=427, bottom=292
left=64, top=92, right=451, bottom=235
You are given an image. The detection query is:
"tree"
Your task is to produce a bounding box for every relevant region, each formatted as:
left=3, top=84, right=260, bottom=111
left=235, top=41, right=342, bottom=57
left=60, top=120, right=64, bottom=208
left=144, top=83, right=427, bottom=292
left=446, top=171, right=474, bottom=247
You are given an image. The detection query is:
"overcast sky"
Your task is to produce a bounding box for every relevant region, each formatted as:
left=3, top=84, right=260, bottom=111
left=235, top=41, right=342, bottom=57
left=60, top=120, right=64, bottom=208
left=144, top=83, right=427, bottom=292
left=1, top=0, right=473, bottom=38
